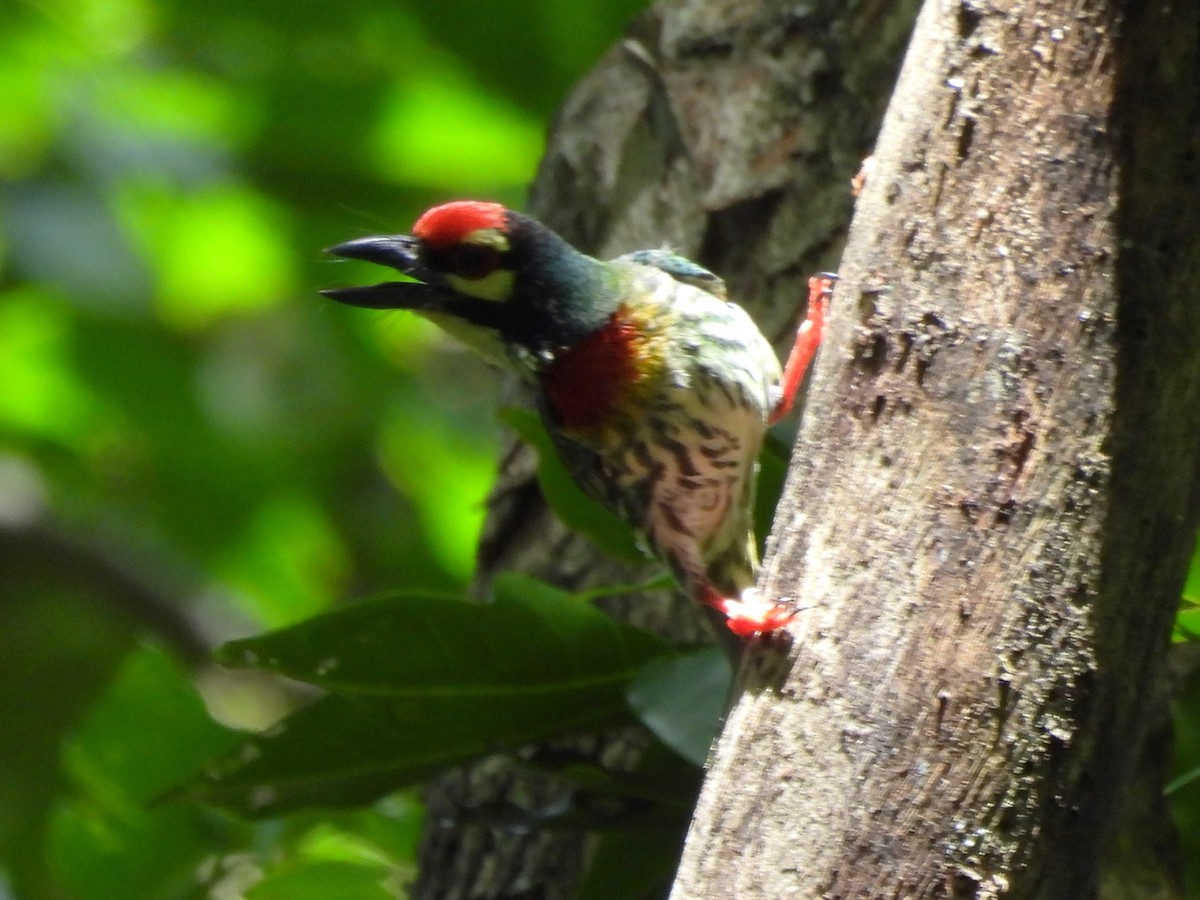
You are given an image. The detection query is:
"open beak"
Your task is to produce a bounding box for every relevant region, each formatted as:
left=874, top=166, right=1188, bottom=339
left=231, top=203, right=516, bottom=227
left=321, top=234, right=449, bottom=310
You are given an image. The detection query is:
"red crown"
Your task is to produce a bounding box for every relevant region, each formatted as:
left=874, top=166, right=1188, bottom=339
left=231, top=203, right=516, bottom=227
left=412, top=201, right=507, bottom=248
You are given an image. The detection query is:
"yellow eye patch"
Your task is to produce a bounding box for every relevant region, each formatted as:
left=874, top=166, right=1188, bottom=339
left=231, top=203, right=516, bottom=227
left=438, top=227, right=513, bottom=301
left=446, top=268, right=514, bottom=302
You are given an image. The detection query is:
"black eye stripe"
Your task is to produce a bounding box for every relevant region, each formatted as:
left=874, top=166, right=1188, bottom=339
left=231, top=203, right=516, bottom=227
left=426, top=245, right=509, bottom=280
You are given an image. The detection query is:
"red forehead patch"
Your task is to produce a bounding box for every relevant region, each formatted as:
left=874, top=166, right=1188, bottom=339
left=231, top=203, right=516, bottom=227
left=412, top=201, right=507, bottom=247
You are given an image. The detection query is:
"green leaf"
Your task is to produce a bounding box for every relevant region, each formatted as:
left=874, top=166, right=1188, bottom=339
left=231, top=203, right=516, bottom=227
left=575, top=826, right=686, bottom=900
left=246, top=860, right=399, bottom=900
left=1183, top=530, right=1200, bottom=603
left=627, top=647, right=732, bottom=766
left=499, top=406, right=646, bottom=563
left=1166, top=764, right=1200, bottom=797
left=218, top=492, right=350, bottom=628
left=50, top=801, right=224, bottom=900
left=178, top=686, right=635, bottom=818
left=290, top=800, right=424, bottom=871
left=377, top=401, right=498, bottom=582
left=176, top=693, right=460, bottom=817
left=60, top=645, right=240, bottom=806
left=371, top=68, right=543, bottom=192
left=1174, top=605, right=1200, bottom=643
left=184, top=576, right=677, bottom=817
left=49, top=646, right=243, bottom=900
left=215, top=573, right=669, bottom=695
left=0, top=287, right=101, bottom=443
left=115, top=181, right=297, bottom=330
left=755, top=433, right=791, bottom=544
left=566, top=739, right=698, bottom=898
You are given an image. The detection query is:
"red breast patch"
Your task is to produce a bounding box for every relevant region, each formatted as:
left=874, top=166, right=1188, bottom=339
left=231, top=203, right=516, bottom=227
left=542, top=308, right=644, bottom=431
left=413, top=201, right=507, bottom=248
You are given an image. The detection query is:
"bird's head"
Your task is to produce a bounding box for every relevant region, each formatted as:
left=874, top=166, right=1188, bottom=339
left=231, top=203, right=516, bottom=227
left=323, top=201, right=617, bottom=369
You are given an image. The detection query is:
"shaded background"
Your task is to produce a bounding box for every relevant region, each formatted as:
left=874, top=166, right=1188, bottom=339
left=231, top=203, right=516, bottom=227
left=3, top=0, right=1200, bottom=897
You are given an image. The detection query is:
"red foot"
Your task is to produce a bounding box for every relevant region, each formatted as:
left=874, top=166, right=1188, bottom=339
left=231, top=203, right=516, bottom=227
left=770, top=273, right=835, bottom=424
left=710, top=589, right=796, bottom=637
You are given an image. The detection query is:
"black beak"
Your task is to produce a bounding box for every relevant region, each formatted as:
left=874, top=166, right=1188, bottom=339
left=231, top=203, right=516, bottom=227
left=326, top=235, right=422, bottom=271
left=321, top=234, right=450, bottom=310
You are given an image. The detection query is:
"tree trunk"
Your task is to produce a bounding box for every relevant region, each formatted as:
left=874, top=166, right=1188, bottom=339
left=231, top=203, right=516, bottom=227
left=672, top=0, right=1200, bottom=897
left=413, top=0, right=921, bottom=896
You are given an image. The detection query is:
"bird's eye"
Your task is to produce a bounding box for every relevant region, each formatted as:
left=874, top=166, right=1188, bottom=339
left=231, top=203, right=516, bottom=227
left=444, top=244, right=501, bottom=280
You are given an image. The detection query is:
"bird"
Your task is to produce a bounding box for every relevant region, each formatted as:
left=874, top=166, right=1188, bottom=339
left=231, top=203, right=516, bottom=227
left=323, top=201, right=830, bottom=636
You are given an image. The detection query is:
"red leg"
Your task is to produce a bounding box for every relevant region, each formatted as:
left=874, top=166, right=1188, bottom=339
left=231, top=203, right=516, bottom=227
left=770, top=274, right=834, bottom=424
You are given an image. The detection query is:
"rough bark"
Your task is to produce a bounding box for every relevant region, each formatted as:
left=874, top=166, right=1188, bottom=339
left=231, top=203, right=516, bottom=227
left=672, top=0, right=1200, bottom=898
left=412, top=1, right=920, bottom=897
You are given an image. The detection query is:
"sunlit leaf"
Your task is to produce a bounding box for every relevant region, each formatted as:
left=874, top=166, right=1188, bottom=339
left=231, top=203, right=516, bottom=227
left=115, top=181, right=296, bottom=329
left=294, top=822, right=390, bottom=868
left=0, top=48, right=54, bottom=177
left=1174, top=607, right=1200, bottom=644
left=1183, top=531, right=1200, bottom=603
left=371, top=67, right=542, bottom=192
left=61, top=0, right=154, bottom=57
left=246, top=860, right=399, bottom=900
left=377, top=401, right=497, bottom=582
left=0, top=288, right=100, bottom=442
left=219, top=493, right=350, bottom=628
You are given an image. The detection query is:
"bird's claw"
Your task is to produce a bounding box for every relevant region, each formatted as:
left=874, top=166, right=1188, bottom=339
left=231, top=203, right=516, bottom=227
left=713, top=589, right=796, bottom=636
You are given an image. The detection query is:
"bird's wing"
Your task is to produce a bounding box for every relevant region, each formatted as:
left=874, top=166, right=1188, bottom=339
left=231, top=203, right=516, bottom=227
left=613, top=250, right=727, bottom=300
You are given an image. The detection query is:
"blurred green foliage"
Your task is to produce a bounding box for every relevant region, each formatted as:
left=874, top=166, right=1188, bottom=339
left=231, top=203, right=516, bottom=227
left=4, top=0, right=1200, bottom=897
left=0, top=0, right=645, bottom=896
